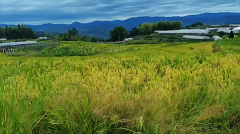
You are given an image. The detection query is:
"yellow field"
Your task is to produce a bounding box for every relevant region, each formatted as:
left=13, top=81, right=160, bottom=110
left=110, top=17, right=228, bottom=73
left=0, top=41, right=240, bottom=133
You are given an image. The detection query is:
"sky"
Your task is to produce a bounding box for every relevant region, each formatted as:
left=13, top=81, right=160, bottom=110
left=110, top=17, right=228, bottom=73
left=1, top=0, right=240, bottom=25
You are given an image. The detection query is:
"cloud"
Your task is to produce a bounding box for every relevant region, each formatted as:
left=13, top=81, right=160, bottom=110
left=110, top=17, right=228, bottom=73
left=1, top=0, right=239, bottom=24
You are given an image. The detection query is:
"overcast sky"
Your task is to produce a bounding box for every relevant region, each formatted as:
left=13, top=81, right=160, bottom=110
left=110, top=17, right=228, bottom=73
left=1, top=0, right=240, bottom=25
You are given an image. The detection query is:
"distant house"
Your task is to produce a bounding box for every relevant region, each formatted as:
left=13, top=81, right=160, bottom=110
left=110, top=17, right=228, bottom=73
left=0, top=38, right=7, bottom=42
left=154, top=29, right=210, bottom=35
left=182, top=35, right=211, bottom=40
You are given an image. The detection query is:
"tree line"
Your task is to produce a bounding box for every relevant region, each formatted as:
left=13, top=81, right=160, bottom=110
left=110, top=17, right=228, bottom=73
left=45, top=28, right=107, bottom=42
left=109, top=21, right=183, bottom=41
left=0, top=24, right=106, bottom=42
left=0, top=24, right=37, bottom=39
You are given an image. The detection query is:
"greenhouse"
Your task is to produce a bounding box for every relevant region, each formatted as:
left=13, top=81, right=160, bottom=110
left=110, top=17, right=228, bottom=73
left=0, top=41, right=37, bottom=47
left=233, top=27, right=240, bottom=31
left=154, top=29, right=210, bottom=35
left=217, top=29, right=231, bottom=33
left=182, top=35, right=211, bottom=40
left=0, top=38, right=7, bottom=42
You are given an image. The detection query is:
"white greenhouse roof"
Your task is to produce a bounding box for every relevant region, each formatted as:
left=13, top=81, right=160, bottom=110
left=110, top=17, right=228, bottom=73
left=155, top=29, right=210, bottom=34
left=0, top=38, right=7, bottom=41
left=183, top=35, right=211, bottom=40
left=124, top=38, right=133, bottom=41
left=37, top=37, right=49, bottom=40
left=230, top=24, right=240, bottom=27
left=0, top=41, right=37, bottom=47
left=233, top=30, right=240, bottom=34
left=206, top=28, right=219, bottom=31
left=217, top=29, right=240, bottom=34
left=217, top=29, right=231, bottom=33
left=206, top=27, right=231, bottom=31
left=212, top=35, right=222, bottom=41
left=233, top=27, right=240, bottom=31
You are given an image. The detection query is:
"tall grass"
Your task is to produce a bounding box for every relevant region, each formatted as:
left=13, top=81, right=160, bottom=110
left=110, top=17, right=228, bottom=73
left=0, top=40, right=240, bottom=133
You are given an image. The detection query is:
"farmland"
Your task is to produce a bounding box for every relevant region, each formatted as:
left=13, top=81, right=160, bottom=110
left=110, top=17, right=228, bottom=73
left=0, top=38, right=240, bottom=133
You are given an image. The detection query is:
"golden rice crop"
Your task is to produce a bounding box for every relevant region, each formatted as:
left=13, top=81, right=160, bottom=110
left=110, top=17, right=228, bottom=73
left=0, top=41, right=240, bottom=133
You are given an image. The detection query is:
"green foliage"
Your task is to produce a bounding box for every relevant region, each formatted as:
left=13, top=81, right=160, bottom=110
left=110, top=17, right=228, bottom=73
left=90, top=37, right=98, bottom=42
left=138, top=23, right=154, bottom=35
left=185, top=22, right=203, bottom=28
left=138, top=21, right=182, bottom=35
left=110, top=26, right=128, bottom=41
left=229, top=31, right=234, bottom=38
left=129, top=27, right=139, bottom=37
left=0, top=24, right=37, bottom=39
left=68, top=28, right=79, bottom=36
left=60, top=30, right=103, bottom=42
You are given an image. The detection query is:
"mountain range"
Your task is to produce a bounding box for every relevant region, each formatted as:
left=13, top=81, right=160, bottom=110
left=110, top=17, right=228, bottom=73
left=1, top=12, right=240, bottom=39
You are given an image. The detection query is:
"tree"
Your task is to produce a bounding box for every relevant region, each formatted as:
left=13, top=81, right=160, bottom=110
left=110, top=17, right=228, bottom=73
left=138, top=21, right=183, bottom=35
left=185, top=22, right=203, bottom=28
left=91, top=37, right=97, bottom=42
left=129, top=27, right=139, bottom=37
left=229, top=30, right=234, bottom=38
left=1, top=24, right=37, bottom=39
left=138, top=23, right=153, bottom=35
left=109, top=26, right=128, bottom=41
left=61, top=34, right=68, bottom=41
left=68, top=28, right=79, bottom=36
left=0, top=28, right=5, bottom=38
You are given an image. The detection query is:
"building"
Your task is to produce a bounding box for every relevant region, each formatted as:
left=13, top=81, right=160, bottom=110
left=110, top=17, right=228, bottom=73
left=154, top=29, right=210, bottom=35
left=0, top=38, right=7, bottom=42
left=182, top=35, right=211, bottom=40
left=206, top=27, right=232, bottom=31
left=230, top=24, right=240, bottom=27
left=232, top=27, right=240, bottom=34
left=0, top=41, right=37, bottom=47
left=205, top=28, right=219, bottom=31
left=216, top=27, right=232, bottom=33
left=0, top=41, right=38, bottom=53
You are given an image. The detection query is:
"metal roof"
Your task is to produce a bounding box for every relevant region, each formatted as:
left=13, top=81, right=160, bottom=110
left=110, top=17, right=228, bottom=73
left=0, top=41, right=37, bottom=47
left=38, top=37, right=49, bottom=40
left=233, top=27, right=240, bottom=31
left=230, top=24, right=240, bottom=27
left=206, top=27, right=231, bottom=31
left=0, top=38, right=7, bottom=41
left=124, top=38, right=133, bottom=41
left=217, top=29, right=231, bottom=33
left=205, top=28, right=219, bottom=31
left=182, top=35, right=211, bottom=40
left=155, top=29, right=210, bottom=34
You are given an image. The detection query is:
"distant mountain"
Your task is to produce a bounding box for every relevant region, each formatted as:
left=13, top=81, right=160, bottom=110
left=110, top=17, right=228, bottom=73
left=1, top=12, right=239, bottom=39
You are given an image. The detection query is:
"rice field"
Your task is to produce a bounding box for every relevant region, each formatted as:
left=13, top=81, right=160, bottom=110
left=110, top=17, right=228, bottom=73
left=0, top=39, right=240, bottom=134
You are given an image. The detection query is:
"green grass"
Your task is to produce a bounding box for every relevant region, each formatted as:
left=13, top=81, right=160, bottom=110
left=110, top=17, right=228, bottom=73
left=0, top=39, right=240, bottom=133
